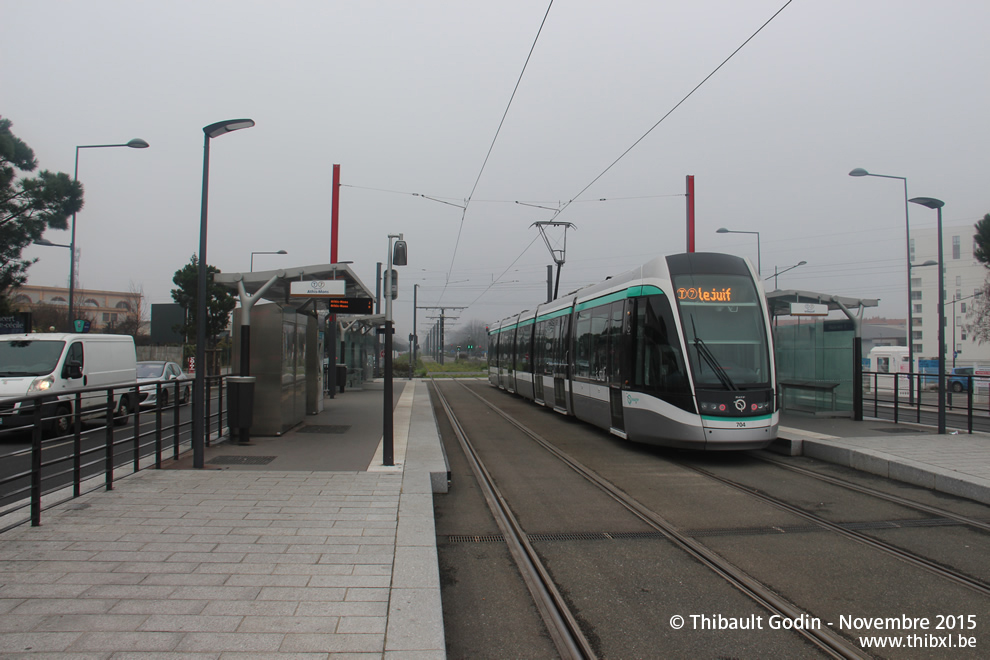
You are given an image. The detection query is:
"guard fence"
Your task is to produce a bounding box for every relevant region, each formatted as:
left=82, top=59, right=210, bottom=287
left=0, top=375, right=230, bottom=531
left=863, top=371, right=990, bottom=433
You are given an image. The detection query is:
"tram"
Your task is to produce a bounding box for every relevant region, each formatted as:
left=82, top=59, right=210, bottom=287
left=487, top=252, right=778, bottom=450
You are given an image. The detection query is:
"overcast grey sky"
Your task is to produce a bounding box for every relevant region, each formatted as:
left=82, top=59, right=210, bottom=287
left=4, top=0, right=989, bottom=335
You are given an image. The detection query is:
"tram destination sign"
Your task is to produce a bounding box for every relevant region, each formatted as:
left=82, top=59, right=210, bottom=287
left=290, top=280, right=346, bottom=298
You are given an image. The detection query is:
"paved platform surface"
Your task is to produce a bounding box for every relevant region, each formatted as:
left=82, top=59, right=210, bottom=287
left=0, top=379, right=448, bottom=659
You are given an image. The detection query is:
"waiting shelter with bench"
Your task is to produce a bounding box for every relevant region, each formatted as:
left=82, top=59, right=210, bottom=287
left=767, top=290, right=878, bottom=418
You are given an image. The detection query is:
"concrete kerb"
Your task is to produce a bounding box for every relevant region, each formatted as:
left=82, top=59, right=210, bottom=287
left=386, top=380, right=447, bottom=658
left=776, top=426, right=990, bottom=506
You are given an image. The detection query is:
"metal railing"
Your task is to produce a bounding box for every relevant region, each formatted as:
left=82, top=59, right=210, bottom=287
left=862, top=371, right=987, bottom=433
left=0, top=374, right=228, bottom=531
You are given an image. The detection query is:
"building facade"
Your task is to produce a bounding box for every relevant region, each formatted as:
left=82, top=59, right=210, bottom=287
left=910, top=223, right=990, bottom=367
left=12, top=284, right=144, bottom=333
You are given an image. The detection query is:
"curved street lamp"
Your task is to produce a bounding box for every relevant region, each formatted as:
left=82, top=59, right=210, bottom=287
left=69, top=139, right=149, bottom=329
left=716, top=227, right=761, bottom=276
left=772, top=260, right=807, bottom=290
left=192, top=119, right=255, bottom=469
left=250, top=249, right=287, bottom=271
left=909, top=196, right=946, bottom=434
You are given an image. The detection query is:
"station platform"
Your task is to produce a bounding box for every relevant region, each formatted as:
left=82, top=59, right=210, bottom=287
left=3, top=381, right=990, bottom=657
left=0, top=379, right=448, bottom=658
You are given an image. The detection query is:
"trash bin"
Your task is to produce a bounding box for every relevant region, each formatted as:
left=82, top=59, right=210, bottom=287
left=336, top=365, right=347, bottom=393
left=226, top=376, right=256, bottom=443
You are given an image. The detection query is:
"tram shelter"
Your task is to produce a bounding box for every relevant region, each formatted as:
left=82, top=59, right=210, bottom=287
left=216, top=263, right=378, bottom=436
left=767, top=289, right=879, bottom=419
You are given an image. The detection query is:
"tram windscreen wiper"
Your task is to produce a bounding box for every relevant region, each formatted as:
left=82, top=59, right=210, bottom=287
left=690, top=319, right=736, bottom=391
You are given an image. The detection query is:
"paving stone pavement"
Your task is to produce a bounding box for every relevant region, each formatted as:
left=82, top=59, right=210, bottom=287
left=0, top=379, right=447, bottom=659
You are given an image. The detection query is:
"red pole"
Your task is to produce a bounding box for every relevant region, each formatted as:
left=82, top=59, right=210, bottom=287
left=685, top=175, right=695, bottom=253
left=331, top=164, right=341, bottom=263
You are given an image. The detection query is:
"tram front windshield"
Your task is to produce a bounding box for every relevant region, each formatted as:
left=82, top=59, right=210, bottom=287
left=673, top=274, right=770, bottom=390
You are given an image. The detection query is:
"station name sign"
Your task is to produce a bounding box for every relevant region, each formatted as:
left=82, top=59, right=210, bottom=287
left=289, top=280, right=346, bottom=298
left=790, top=302, right=828, bottom=316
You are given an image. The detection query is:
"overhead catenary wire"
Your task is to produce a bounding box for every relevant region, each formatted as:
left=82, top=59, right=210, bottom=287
left=439, top=1, right=555, bottom=306
left=548, top=0, right=795, bottom=222
left=455, top=0, right=796, bottom=314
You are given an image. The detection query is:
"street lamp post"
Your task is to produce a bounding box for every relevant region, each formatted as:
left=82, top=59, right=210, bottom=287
left=192, top=119, right=255, bottom=469
left=383, top=234, right=407, bottom=466
left=772, top=260, right=807, bottom=290
left=411, top=283, right=418, bottom=381
left=909, top=196, right=946, bottom=434
left=850, top=168, right=915, bottom=399
left=69, top=139, right=149, bottom=330
left=250, top=249, right=287, bottom=272
left=716, top=227, right=761, bottom=276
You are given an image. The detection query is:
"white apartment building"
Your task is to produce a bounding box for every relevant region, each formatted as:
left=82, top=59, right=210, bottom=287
left=910, top=223, right=990, bottom=367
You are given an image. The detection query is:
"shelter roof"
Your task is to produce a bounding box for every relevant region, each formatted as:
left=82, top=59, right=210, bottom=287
left=215, top=263, right=374, bottom=308
left=766, top=289, right=879, bottom=317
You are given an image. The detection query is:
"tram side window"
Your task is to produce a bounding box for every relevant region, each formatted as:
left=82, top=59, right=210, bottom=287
left=634, top=295, right=690, bottom=396
left=500, top=331, right=512, bottom=372
left=575, top=310, right=592, bottom=379
left=554, top=314, right=571, bottom=377
left=534, top=319, right=555, bottom=375
left=606, top=301, right=625, bottom=386
left=591, top=306, right=609, bottom=380
left=515, top=325, right=532, bottom=373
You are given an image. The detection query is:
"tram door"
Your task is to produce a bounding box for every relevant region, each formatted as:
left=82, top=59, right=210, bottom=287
left=608, top=301, right=628, bottom=434
left=554, top=378, right=567, bottom=411
left=534, top=321, right=546, bottom=404
left=609, top=388, right=624, bottom=433
left=553, top=314, right=571, bottom=412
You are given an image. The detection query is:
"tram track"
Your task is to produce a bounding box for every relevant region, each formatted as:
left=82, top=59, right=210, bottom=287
left=433, top=378, right=868, bottom=660
left=432, top=378, right=596, bottom=660
left=754, top=453, right=990, bottom=534
left=679, top=461, right=990, bottom=599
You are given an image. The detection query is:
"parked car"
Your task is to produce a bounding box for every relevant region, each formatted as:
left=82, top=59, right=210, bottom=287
left=946, top=366, right=990, bottom=393
left=136, top=361, right=191, bottom=408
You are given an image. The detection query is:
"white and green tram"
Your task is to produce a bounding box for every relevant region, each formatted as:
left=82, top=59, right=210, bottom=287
left=487, top=252, right=778, bottom=450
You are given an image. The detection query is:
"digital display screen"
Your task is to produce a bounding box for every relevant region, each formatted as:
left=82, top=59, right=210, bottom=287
left=676, top=286, right=732, bottom=303
left=326, top=297, right=374, bottom=314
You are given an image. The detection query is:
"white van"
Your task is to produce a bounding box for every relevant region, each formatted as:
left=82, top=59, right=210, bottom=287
left=0, top=333, right=137, bottom=435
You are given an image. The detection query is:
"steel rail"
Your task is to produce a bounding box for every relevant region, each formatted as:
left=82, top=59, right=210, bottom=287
left=430, top=379, right=596, bottom=660
left=454, top=380, right=867, bottom=660
left=755, top=453, right=990, bottom=533
left=684, top=462, right=990, bottom=598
